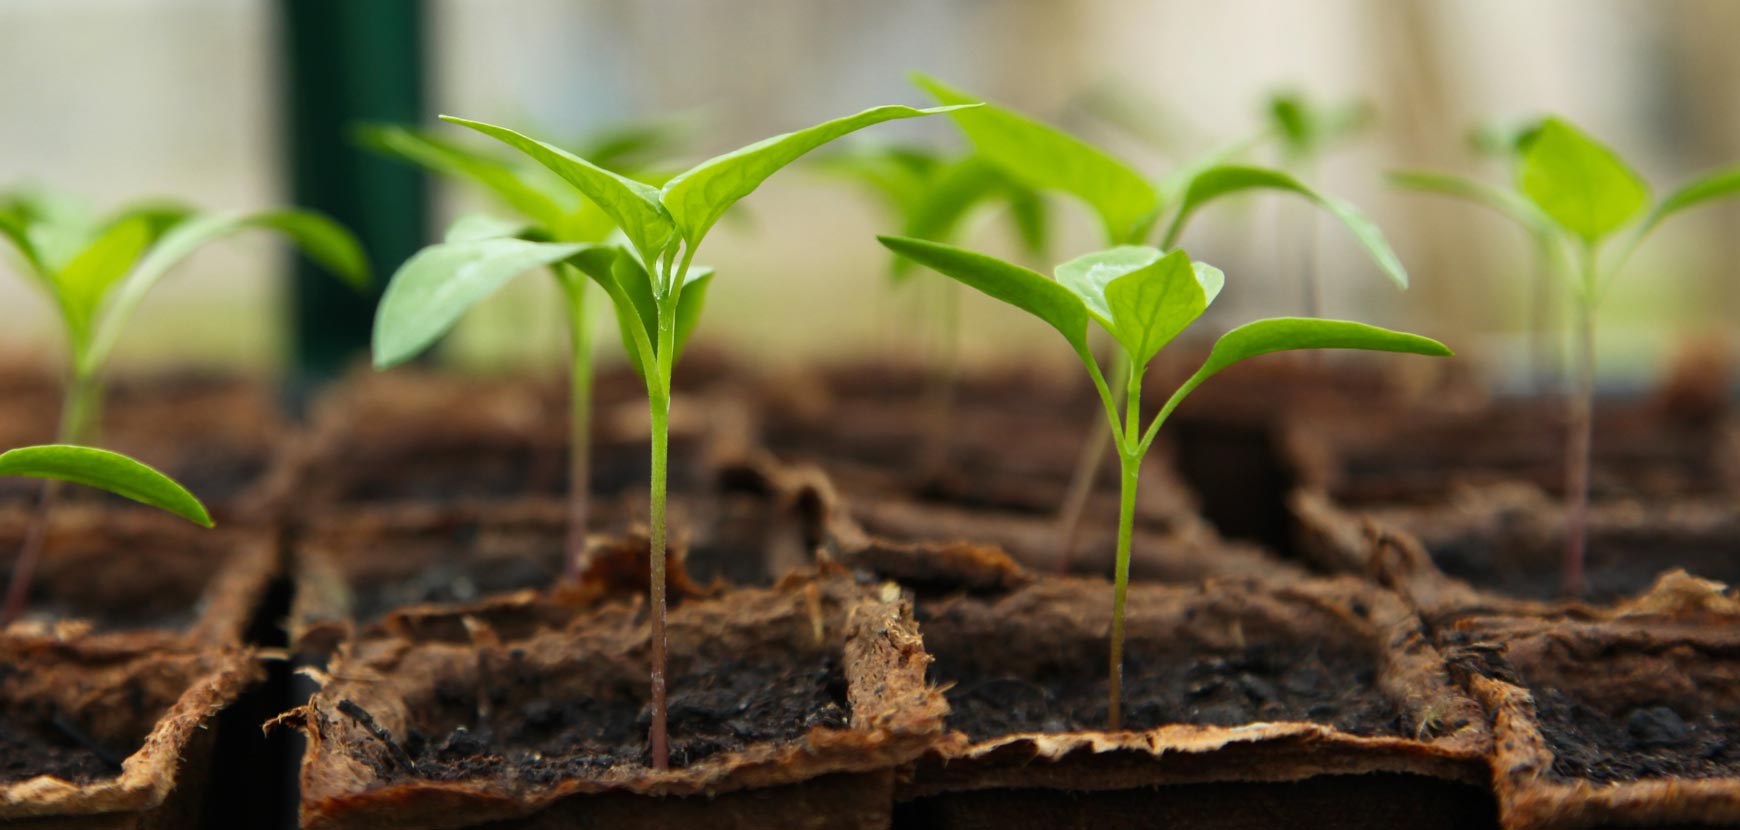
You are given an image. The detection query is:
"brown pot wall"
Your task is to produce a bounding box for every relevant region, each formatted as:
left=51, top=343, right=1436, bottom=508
left=289, top=572, right=946, bottom=830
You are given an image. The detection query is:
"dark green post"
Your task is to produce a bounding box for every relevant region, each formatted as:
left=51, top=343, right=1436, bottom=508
left=279, top=0, right=428, bottom=380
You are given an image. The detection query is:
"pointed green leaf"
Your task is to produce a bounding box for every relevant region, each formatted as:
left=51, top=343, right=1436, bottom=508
left=82, top=210, right=368, bottom=376
left=1164, top=165, right=1408, bottom=289
left=1519, top=117, right=1648, bottom=246
left=1386, top=170, right=1553, bottom=236
left=661, top=104, right=969, bottom=247
left=1055, top=245, right=1163, bottom=330
left=916, top=74, right=1161, bottom=245
left=373, top=238, right=595, bottom=368
left=53, top=216, right=153, bottom=345
left=1193, top=318, right=1451, bottom=384
left=878, top=235, right=1089, bottom=357
left=359, top=124, right=576, bottom=231
left=1635, top=166, right=1740, bottom=240
left=442, top=116, right=674, bottom=261
left=0, top=445, right=211, bottom=527
left=1056, top=247, right=1219, bottom=366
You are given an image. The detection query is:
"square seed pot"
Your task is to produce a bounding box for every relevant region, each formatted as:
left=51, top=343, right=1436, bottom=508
left=1447, top=599, right=1740, bottom=829
left=0, top=508, right=276, bottom=649
left=289, top=572, right=946, bottom=830
left=0, top=636, right=262, bottom=828
left=897, top=576, right=1495, bottom=829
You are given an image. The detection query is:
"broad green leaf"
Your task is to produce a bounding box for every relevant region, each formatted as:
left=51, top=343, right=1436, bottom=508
left=1055, top=245, right=1163, bottom=330
left=1192, top=318, right=1451, bottom=384
left=444, top=213, right=531, bottom=244
left=1104, top=251, right=1219, bottom=366
left=1519, top=117, right=1648, bottom=246
left=1634, top=166, right=1740, bottom=240
left=879, top=235, right=1089, bottom=357
left=52, top=216, right=152, bottom=345
left=442, top=116, right=674, bottom=261
left=82, top=210, right=368, bottom=375
left=916, top=74, right=1161, bottom=244
left=1164, top=165, right=1408, bottom=289
left=1387, top=170, right=1553, bottom=236
left=358, top=124, right=574, bottom=231
left=0, top=444, right=211, bottom=527
left=14, top=191, right=97, bottom=275
left=661, top=104, right=970, bottom=247
left=373, top=238, right=595, bottom=368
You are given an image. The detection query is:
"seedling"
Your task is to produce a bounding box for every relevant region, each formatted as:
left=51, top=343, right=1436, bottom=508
left=911, top=76, right=1410, bottom=569
left=1390, top=116, right=1740, bottom=595
left=377, top=102, right=967, bottom=769
left=816, top=143, right=1048, bottom=471
left=880, top=236, right=1449, bottom=727
left=0, top=191, right=365, bottom=624
left=1264, top=91, right=1374, bottom=316
left=364, top=120, right=689, bottom=580
left=0, top=444, right=212, bottom=622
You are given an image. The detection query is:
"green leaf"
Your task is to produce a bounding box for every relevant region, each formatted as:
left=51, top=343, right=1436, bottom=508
left=895, top=156, right=1014, bottom=280
left=358, top=124, right=575, bottom=231
left=1056, top=247, right=1219, bottom=366
left=814, top=144, right=944, bottom=218
left=0, top=444, right=211, bottom=527
left=661, top=104, right=970, bottom=247
left=52, top=216, right=153, bottom=346
left=0, top=209, right=44, bottom=282
left=442, top=116, right=675, bottom=261
left=585, top=250, right=712, bottom=381
left=878, top=235, right=1089, bottom=358
left=1386, top=170, right=1553, bottom=236
left=916, top=74, right=1161, bottom=245
left=1164, top=165, right=1408, bottom=289
left=1635, top=166, right=1740, bottom=240
left=81, top=209, right=368, bottom=376
left=444, top=213, right=531, bottom=244
left=373, top=238, right=595, bottom=368
left=1518, top=117, right=1648, bottom=246
left=1192, top=318, right=1451, bottom=384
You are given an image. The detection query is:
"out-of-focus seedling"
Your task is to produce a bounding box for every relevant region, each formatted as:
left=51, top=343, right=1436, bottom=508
left=1264, top=90, right=1375, bottom=316
left=0, top=191, right=365, bottom=624
left=1392, top=116, right=1740, bottom=595
left=383, top=102, right=968, bottom=770
left=881, top=235, right=1449, bottom=727
left=0, top=444, right=212, bottom=623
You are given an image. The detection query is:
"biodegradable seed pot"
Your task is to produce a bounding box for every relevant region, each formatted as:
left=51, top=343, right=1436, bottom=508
left=0, top=636, right=261, bottom=828
left=895, top=575, right=1495, bottom=829
left=288, top=572, right=945, bottom=830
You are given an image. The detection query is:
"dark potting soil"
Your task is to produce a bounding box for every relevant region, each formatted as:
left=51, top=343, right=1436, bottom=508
left=1530, top=687, right=1740, bottom=783
left=0, top=712, right=126, bottom=785
left=937, top=642, right=1407, bottom=743
left=389, top=653, right=848, bottom=781
left=1425, top=533, right=1740, bottom=604
left=350, top=555, right=559, bottom=625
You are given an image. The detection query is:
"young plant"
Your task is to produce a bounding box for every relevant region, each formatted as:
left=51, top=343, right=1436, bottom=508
left=377, top=102, right=967, bottom=770
left=880, top=236, right=1449, bottom=727
left=1390, top=116, right=1740, bottom=595
left=363, top=120, right=689, bottom=581
left=910, top=75, right=1410, bottom=568
left=816, top=143, right=1049, bottom=471
left=0, top=444, right=212, bottom=623
left=1264, top=91, right=1375, bottom=316
left=0, top=191, right=365, bottom=624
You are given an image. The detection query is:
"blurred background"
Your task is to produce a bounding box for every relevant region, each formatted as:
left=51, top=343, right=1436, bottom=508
left=0, top=0, right=1734, bottom=389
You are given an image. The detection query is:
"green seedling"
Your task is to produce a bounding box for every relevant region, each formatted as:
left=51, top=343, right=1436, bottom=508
left=1390, top=116, right=1740, bottom=595
left=880, top=236, right=1450, bottom=727
left=363, top=120, right=689, bottom=581
left=1264, top=90, right=1375, bottom=317
left=0, top=190, right=365, bottom=624
left=0, top=444, right=212, bottom=623
left=911, top=75, right=1410, bottom=570
left=816, top=143, right=1049, bottom=471
left=378, top=102, right=967, bottom=769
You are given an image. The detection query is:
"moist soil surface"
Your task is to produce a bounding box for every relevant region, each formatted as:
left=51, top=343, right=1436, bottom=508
left=1425, top=534, right=1740, bottom=604
left=0, top=712, right=125, bottom=785
left=1531, top=687, right=1740, bottom=783
left=935, top=642, right=1407, bottom=743
left=392, top=653, right=848, bottom=781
